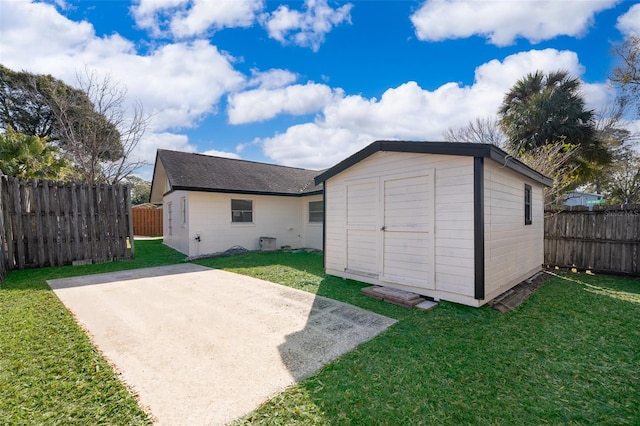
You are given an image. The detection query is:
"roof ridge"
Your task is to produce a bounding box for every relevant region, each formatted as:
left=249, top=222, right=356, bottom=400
left=158, top=149, right=320, bottom=173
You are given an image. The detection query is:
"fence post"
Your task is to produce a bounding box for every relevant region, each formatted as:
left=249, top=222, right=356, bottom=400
left=0, top=175, right=7, bottom=282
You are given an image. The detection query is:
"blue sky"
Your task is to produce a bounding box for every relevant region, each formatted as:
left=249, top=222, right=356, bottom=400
left=1, top=0, right=639, bottom=180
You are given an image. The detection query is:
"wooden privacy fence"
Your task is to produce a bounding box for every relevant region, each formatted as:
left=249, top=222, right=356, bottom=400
left=0, top=176, right=135, bottom=275
left=544, top=205, right=640, bottom=275
left=132, top=205, right=163, bottom=236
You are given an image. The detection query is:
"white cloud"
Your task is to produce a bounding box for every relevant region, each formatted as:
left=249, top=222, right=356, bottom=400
left=132, top=0, right=264, bottom=38
left=201, top=149, right=241, bottom=159
left=227, top=82, right=338, bottom=124
left=262, top=123, right=372, bottom=169
left=247, top=68, right=298, bottom=89
left=260, top=49, right=614, bottom=169
left=96, top=41, right=245, bottom=129
left=410, top=0, right=619, bottom=46
left=617, top=3, right=640, bottom=36
left=262, top=0, right=353, bottom=51
left=0, top=1, right=245, bottom=166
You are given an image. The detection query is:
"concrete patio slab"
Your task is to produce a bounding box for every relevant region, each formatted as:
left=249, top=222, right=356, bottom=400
left=47, top=264, right=396, bottom=425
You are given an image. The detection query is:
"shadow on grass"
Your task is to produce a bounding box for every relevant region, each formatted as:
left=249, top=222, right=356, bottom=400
left=226, top=258, right=640, bottom=425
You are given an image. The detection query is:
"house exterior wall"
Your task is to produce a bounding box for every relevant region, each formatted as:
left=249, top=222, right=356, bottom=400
left=324, top=151, right=477, bottom=305
left=162, top=189, right=190, bottom=255
left=301, top=194, right=324, bottom=250
left=163, top=191, right=322, bottom=257
left=483, top=160, right=544, bottom=301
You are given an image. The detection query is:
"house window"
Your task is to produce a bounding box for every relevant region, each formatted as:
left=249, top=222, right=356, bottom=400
left=167, top=202, right=173, bottom=235
left=309, top=200, right=323, bottom=223
left=524, top=184, right=532, bottom=225
left=231, top=199, right=253, bottom=223
left=180, top=196, right=186, bottom=226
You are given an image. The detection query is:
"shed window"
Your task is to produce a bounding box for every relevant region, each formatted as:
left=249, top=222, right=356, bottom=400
left=309, top=201, right=323, bottom=223
left=524, top=184, right=532, bottom=225
left=231, top=199, right=253, bottom=223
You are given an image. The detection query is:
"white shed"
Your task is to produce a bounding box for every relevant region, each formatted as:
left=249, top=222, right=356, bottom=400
left=314, top=141, right=553, bottom=307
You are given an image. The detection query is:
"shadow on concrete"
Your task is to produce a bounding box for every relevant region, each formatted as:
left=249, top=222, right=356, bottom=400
left=277, top=279, right=397, bottom=382
left=47, top=263, right=210, bottom=290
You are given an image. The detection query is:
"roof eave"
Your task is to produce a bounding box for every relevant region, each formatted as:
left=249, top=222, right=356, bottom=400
left=314, top=140, right=553, bottom=187
left=168, top=186, right=323, bottom=197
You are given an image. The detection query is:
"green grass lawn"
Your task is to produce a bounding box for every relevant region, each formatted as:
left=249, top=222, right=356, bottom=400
left=198, top=252, right=640, bottom=426
left=1, top=244, right=638, bottom=425
left=0, top=239, right=184, bottom=425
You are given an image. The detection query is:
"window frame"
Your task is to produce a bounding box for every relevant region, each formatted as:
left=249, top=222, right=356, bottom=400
left=524, top=184, right=532, bottom=225
left=231, top=199, right=253, bottom=223
left=308, top=200, right=323, bottom=223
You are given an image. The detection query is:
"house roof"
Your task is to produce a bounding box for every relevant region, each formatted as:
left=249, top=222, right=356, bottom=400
left=314, top=140, right=554, bottom=187
left=151, top=149, right=323, bottom=199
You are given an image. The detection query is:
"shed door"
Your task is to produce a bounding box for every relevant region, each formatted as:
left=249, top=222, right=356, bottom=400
left=345, top=179, right=379, bottom=278
left=381, top=173, right=435, bottom=289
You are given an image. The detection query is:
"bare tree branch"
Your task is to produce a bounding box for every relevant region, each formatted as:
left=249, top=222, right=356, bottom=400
left=46, top=68, right=150, bottom=183
left=443, top=116, right=506, bottom=147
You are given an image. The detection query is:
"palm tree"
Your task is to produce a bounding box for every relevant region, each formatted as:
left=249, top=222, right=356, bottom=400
left=498, top=70, right=611, bottom=184
left=498, top=70, right=597, bottom=151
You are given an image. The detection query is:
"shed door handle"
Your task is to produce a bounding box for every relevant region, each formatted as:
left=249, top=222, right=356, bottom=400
left=381, top=226, right=386, bottom=231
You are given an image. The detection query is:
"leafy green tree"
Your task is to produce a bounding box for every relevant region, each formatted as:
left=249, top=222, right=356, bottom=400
left=0, top=64, right=57, bottom=137
left=0, top=65, right=127, bottom=183
left=499, top=70, right=596, bottom=150
left=0, top=127, right=72, bottom=180
left=601, top=148, right=640, bottom=204
left=123, top=175, right=151, bottom=205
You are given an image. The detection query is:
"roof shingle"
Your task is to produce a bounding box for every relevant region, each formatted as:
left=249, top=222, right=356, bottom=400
left=157, top=150, right=323, bottom=196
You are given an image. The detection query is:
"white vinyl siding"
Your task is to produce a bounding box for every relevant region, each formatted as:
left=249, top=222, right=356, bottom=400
left=345, top=180, right=378, bottom=276
left=484, top=160, right=544, bottom=299
left=325, top=183, right=346, bottom=273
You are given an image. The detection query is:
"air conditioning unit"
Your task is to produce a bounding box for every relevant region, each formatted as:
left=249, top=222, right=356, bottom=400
left=259, top=236, right=277, bottom=251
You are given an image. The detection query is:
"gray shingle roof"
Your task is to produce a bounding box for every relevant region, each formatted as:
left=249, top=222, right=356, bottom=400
left=157, top=150, right=323, bottom=196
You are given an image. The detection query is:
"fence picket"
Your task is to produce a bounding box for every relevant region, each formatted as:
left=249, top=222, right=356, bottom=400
left=132, top=207, right=163, bottom=236
left=0, top=176, right=134, bottom=278
left=545, top=205, right=640, bottom=275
